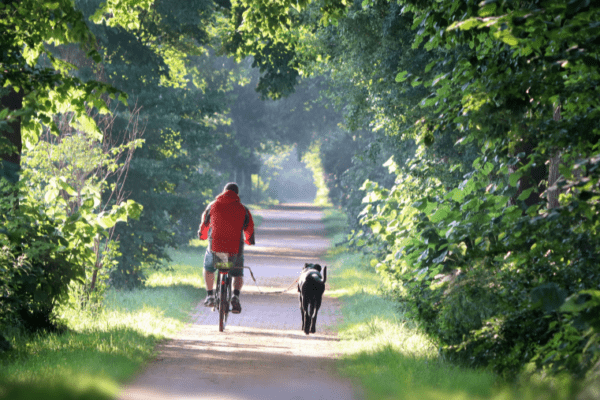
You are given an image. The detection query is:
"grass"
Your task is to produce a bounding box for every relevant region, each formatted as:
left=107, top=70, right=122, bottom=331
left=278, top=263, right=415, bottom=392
left=0, top=243, right=207, bottom=400
left=322, top=207, right=349, bottom=245
left=323, top=218, right=578, bottom=400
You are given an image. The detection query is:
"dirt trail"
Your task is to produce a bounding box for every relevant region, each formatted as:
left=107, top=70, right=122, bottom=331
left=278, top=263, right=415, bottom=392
left=119, top=204, right=362, bottom=400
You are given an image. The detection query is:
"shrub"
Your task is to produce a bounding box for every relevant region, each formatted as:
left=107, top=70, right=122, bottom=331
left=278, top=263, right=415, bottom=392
left=0, top=201, right=83, bottom=334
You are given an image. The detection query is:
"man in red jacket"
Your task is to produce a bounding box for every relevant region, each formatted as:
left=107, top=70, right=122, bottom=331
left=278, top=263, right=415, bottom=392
left=198, top=182, right=255, bottom=313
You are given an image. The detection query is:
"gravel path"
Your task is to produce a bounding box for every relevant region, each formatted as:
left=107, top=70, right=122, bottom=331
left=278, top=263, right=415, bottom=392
left=118, top=204, right=362, bottom=400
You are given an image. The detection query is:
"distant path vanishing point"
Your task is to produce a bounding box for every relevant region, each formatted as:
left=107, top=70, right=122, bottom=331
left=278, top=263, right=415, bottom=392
left=118, top=204, right=363, bottom=400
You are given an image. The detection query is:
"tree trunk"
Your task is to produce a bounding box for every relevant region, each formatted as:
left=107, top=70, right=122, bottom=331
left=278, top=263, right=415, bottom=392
left=510, top=139, right=547, bottom=208
left=547, top=105, right=561, bottom=209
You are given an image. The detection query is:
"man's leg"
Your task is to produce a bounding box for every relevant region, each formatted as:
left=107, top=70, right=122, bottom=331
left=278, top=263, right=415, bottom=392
left=233, top=276, right=244, bottom=292
left=204, top=269, right=215, bottom=291
left=231, top=277, right=243, bottom=314
left=231, top=253, right=244, bottom=313
left=203, top=251, right=216, bottom=307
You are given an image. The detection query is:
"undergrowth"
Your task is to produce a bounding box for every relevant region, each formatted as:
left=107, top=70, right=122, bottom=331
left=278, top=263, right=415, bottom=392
left=322, top=209, right=579, bottom=400
left=0, top=243, right=207, bottom=400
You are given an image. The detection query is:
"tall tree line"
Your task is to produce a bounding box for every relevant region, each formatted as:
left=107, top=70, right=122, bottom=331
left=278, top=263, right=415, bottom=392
left=219, top=0, right=600, bottom=383
left=0, top=0, right=340, bottom=346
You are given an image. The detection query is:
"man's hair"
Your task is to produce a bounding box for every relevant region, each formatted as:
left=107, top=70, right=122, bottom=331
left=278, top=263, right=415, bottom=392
left=224, top=182, right=239, bottom=194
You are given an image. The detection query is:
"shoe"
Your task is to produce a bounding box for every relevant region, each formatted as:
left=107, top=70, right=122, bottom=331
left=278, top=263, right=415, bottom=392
left=204, top=295, right=215, bottom=307
left=231, top=295, right=241, bottom=314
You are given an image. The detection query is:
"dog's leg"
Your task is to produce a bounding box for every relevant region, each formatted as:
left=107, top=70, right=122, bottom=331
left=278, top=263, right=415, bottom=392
left=303, top=297, right=312, bottom=335
left=310, top=296, right=322, bottom=334
left=299, top=293, right=306, bottom=332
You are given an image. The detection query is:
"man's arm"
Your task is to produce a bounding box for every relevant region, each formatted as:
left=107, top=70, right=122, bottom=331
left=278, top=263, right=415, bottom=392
left=243, top=207, right=255, bottom=245
left=198, top=204, right=212, bottom=240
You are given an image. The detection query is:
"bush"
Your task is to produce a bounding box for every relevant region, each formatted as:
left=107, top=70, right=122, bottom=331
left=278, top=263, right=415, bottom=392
left=533, top=290, right=600, bottom=378
left=0, top=177, right=116, bottom=335
left=359, top=153, right=600, bottom=380
left=0, top=208, right=82, bottom=334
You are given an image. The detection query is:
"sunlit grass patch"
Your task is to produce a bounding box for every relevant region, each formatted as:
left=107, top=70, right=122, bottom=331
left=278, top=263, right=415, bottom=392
left=325, top=253, right=381, bottom=298
left=0, top=375, right=116, bottom=400
left=0, top=246, right=206, bottom=400
left=145, top=243, right=206, bottom=288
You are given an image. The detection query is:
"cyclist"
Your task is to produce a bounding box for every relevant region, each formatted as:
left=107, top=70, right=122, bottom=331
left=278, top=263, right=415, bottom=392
left=198, top=182, right=255, bottom=313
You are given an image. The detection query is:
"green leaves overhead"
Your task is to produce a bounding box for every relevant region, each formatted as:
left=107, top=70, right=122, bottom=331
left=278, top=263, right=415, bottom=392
left=91, top=0, right=155, bottom=30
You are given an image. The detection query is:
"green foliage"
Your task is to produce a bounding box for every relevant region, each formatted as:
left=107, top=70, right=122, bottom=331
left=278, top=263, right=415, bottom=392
left=0, top=246, right=203, bottom=396
left=0, top=181, right=83, bottom=334
left=328, top=246, right=576, bottom=400
left=0, top=167, right=142, bottom=332
left=276, top=0, right=600, bottom=382
left=532, top=290, right=600, bottom=378
left=21, top=122, right=143, bottom=294
left=1, top=0, right=126, bottom=147
left=70, top=0, right=233, bottom=284
left=359, top=150, right=600, bottom=377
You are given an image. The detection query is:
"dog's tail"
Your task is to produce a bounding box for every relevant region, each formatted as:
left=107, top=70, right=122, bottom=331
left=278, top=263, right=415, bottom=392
left=322, top=266, right=327, bottom=285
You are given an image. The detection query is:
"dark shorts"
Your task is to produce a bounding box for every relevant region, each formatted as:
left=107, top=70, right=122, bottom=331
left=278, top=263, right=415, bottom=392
left=203, top=249, right=244, bottom=277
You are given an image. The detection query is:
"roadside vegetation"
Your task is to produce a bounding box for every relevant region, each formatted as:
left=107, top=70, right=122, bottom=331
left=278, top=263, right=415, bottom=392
left=323, top=208, right=593, bottom=400
left=0, top=244, right=207, bottom=400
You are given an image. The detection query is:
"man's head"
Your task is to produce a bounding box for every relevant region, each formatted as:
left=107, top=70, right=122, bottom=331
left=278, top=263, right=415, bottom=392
left=224, top=182, right=239, bottom=194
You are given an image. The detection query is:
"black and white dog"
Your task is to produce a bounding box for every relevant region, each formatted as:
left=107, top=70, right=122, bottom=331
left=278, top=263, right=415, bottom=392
left=298, top=263, right=327, bottom=335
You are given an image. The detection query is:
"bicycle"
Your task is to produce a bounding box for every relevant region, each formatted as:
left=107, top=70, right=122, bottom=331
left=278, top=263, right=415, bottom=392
left=212, top=252, right=238, bottom=332
left=211, top=252, right=259, bottom=331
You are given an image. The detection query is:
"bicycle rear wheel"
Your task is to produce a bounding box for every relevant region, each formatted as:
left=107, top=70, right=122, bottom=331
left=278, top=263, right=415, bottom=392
left=218, top=272, right=230, bottom=332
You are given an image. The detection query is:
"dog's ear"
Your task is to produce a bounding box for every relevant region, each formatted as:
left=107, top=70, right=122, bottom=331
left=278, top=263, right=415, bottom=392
left=313, top=264, right=322, bottom=272
left=303, top=263, right=310, bottom=270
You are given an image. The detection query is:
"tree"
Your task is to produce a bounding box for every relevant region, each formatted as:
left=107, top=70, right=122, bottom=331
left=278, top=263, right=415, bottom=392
left=65, top=0, right=239, bottom=286
left=1, top=0, right=123, bottom=186
left=218, top=0, right=600, bottom=379
left=0, top=0, right=136, bottom=339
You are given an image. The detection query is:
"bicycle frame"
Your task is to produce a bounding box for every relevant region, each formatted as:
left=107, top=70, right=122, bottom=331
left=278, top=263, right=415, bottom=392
left=214, top=268, right=232, bottom=332
left=211, top=253, right=253, bottom=332
left=213, top=252, right=234, bottom=332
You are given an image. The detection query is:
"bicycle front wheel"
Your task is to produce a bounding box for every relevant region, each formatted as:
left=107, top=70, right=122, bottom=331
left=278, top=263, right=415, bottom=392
left=218, top=273, right=230, bottom=332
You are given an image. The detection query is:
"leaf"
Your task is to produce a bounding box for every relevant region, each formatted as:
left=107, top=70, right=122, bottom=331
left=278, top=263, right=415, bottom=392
left=73, top=114, right=102, bottom=141
left=424, top=60, right=437, bottom=73
left=371, top=221, right=382, bottom=234
left=57, top=179, right=76, bottom=197
left=518, top=188, right=534, bottom=201
left=448, top=18, right=481, bottom=31
left=395, top=71, right=409, bottom=83
left=44, top=187, right=60, bottom=204
left=412, top=200, right=427, bottom=211
left=125, top=200, right=143, bottom=220
left=483, top=162, right=494, bottom=175
left=432, top=250, right=448, bottom=264
left=478, top=2, right=497, bottom=17
left=561, top=290, right=600, bottom=313
left=509, top=171, right=523, bottom=187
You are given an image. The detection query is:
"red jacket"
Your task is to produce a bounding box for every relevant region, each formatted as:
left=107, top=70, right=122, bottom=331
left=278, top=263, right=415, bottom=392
left=198, top=190, right=255, bottom=254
